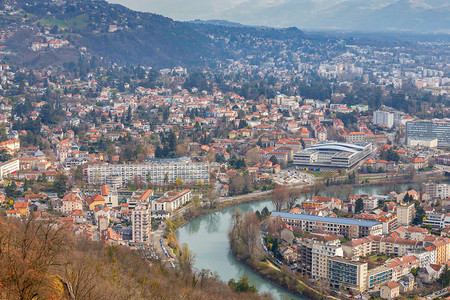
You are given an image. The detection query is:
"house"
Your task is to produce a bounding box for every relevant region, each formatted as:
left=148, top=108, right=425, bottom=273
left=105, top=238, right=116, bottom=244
left=380, top=281, right=400, bottom=300
left=86, top=194, right=105, bottom=211
left=417, top=264, right=443, bottom=284
left=280, top=223, right=294, bottom=245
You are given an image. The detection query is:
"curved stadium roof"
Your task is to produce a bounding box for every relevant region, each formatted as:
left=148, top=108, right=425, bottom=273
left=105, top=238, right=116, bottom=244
left=307, top=142, right=365, bottom=153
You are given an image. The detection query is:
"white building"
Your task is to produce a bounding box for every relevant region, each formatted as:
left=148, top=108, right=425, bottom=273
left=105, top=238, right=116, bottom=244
left=87, top=157, right=209, bottom=186
left=0, top=159, right=19, bottom=179
left=152, top=189, right=191, bottom=213
left=373, top=111, right=394, bottom=128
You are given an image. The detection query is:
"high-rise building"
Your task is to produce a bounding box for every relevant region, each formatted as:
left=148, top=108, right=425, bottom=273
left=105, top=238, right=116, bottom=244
left=397, top=203, right=415, bottom=226
left=373, top=111, right=394, bottom=128
left=406, top=120, right=450, bottom=147
left=311, top=239, right=343, bottom=281
left=131, top=203, right=151, bottom=244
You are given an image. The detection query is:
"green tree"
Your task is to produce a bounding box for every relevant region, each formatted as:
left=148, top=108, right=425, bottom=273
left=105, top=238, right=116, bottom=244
left=355, top=198, right=364, bottom=213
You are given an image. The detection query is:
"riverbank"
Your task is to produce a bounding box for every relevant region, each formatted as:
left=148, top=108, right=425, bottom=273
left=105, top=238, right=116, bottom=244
left=228, top=211, right=337, bottom=300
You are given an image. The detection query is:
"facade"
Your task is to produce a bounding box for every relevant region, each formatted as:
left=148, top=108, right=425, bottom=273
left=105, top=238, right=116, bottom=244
left=293, top=142, right=372, bottom=171
left=397, top=203, right=415, bottom=226
left=367, top=266, right=393, bottom=289
left=380, top=282, right=401, bottom=300
left=328, top=257, right=368, bottom=292
left=87, top=157, right=210, bottom=186
left=131, top=203, right=151, bottom=244
left=0, top=159, right=19, bottom=179
left=271, top=212, right=383, bottom=238
left=373, top=111, right=394, bottom=128
left=406, top=120, right=450, bottom=147
left=311, top=240, right=343, bottom=281
left=152, top=189, right=191, bottom=213
left=346, top=132, right=366, bottom=145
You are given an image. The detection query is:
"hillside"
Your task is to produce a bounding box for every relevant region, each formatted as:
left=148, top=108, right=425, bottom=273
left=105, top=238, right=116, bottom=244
left=0, top=0, right=305, bottom=68
left=0, top=216, right=264, bottom=300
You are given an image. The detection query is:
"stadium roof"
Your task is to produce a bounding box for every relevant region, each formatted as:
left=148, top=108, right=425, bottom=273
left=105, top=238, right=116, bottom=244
left=271, top=212, right=381, bottom=227
left=307, top=142, right=366, bottom=153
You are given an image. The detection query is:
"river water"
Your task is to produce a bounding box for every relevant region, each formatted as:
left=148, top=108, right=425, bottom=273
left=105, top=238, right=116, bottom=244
left=176, top=182, right=425, bottom=299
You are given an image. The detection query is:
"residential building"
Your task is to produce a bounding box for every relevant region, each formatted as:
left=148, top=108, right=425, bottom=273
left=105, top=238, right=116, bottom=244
left=152, top=189, right=191, bottom=213
left=311, top=236, right=343, bottom=281
left=373, top=111, right=394, bottom=129
left=380, top=282, right=401, bottom=300
left=328, top=257, right=368, bottom=292
left=87, top=157, right=210, bottom=186
left=397, top=203, right=414, bottom=226
left=131, top=203, right=151, bottom=244
left=367, top=266, right=393, bottom=289
left=271, top=212, right=383, bottom=238
left=0, top=159, right=19, bottom=179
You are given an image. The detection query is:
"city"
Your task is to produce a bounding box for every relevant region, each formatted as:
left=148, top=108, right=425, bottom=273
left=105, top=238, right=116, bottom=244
left=0, top=0, right=449, bottom=299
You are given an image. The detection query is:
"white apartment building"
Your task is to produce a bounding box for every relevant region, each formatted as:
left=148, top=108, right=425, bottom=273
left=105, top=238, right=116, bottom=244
left=87, top=157, right=209, bottom=186
left=373, top=111, right=394, bottom=128
left=423, top=182, right=450, bottom=199
left=152, top=189, right=191, bottom=213
left=0, top=159, right=19, bottom=179
left=132, top=203, right=151, bottom=244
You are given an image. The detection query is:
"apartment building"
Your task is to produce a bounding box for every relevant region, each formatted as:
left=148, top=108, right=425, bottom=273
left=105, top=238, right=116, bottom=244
left=87, top=157, right=210, bottom=186
left=342, top=235, right=424, bottom=258
left=328, top=257, right=368, bottom=292
left=346, top=132, right=366, bottom=145
left=0, top=159, right=19, bottom=179
left=131, top=203, right=151, bottom=244
left=373, top=111, right=394, bottom=128
left=271, top=212, right=383, bottom=238
left=311, top=238, right=343, bottom=281
left=152, top=189, right=191, bottom=213
left=367, top=266, right=393, bottom=289
left=397, top=203, right=414, bottom=226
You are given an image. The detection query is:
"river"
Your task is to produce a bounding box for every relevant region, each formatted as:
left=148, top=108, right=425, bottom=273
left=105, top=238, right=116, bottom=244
left=176, top=182, right=426, bottom=300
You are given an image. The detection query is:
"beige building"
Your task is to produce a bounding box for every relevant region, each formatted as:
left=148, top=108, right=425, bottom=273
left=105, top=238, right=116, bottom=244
left=131, top=203, right=151, bottom=244
left=397, top=203, right=415, bottom=226
left=328, top=257, right=368, bottom=292
left=311, top=239, right=343, bottom=281
left=380, top=281, right=400, bottom=300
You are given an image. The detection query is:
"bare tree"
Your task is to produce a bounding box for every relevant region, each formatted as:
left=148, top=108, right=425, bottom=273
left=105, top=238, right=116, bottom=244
left=244, top=146, right=261, bottom=166
left=0, top=217, right=69, bottom=300
left=287, top=188, right=301, bottom=210
left=240, top=212, right=261, bottom=259
left=271, top=185, right=289, bottom=211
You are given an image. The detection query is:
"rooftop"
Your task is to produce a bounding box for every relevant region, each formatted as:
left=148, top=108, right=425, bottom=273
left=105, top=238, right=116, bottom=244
left=271, top=212, right=381, bottom=227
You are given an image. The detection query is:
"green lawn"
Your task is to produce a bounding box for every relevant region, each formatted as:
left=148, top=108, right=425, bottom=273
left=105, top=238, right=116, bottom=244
left=40, top=17, right=69, bottom=29
left=67, top=14, right=89, bottom=28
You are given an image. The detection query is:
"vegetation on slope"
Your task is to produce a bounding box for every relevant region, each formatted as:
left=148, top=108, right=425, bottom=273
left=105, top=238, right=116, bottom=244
left=0, top=216, right=264, bottom=300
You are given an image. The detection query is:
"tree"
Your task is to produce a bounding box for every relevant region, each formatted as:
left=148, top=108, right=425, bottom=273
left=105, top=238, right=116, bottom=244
left=287, top=188, right=301, bottom=210
left=355, top=198, right=364, bottom=213
left=228, top=275, right=258, bottom=294
left=0, top=148, right=12, bottom=162
left=5, top=182, right=22, bottom=198
left=0, top=217, right=69, bottom=299
left=269, top=155, right=278, bottom=165
left=175, top=178, right=183, bottom=186
left=163, top=172, right=169, bottom=185
left=271, top=185, right=288, bottom=211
